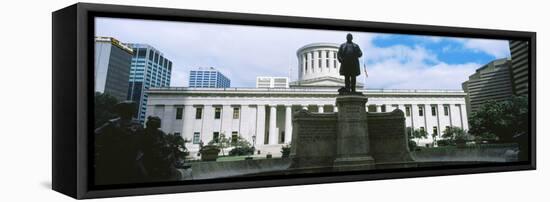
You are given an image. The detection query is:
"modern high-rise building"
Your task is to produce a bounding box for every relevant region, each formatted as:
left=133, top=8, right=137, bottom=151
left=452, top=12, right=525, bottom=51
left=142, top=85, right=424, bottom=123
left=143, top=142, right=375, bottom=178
left=94, top=36, right=133, bottom=101
left=509, top=40, right=530, bottom=97
left=189, top=67, right=231, bottom=88
left=126, top=43, right=172, bottom=122
left=462, top=58, right=513, bottom=116
left=256, top=76, right=289, bottom=88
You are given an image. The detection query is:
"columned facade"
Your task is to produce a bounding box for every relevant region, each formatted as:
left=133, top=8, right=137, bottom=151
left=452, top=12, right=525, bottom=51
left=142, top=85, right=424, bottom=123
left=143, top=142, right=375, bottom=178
left=146, top=88, right=469, bottom=156
left=144, top=42, right=469, bottom=158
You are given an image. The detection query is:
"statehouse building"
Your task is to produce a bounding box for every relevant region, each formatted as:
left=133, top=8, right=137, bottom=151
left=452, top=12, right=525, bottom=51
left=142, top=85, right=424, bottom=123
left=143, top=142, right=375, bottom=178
left=145, top=43, right=469, bottom=157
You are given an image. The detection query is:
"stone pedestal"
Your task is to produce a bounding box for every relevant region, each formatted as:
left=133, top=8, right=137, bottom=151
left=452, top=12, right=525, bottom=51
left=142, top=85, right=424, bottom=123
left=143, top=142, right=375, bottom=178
left=333, top=95, right=375, bottom=171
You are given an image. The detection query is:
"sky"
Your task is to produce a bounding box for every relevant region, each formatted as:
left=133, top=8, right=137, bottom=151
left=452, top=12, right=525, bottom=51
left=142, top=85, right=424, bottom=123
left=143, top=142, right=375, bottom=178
left=95, top=17, right=511, bottom=90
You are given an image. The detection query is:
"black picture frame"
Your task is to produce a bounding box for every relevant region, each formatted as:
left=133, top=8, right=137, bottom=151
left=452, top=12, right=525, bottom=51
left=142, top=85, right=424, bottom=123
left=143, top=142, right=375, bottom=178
left=52, top=3, right=536, bottom=199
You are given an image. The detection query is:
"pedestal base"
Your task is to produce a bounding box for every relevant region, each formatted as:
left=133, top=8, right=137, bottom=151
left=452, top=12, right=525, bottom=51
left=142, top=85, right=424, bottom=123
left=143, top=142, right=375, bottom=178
left=333, top=156, right=375, bottom=172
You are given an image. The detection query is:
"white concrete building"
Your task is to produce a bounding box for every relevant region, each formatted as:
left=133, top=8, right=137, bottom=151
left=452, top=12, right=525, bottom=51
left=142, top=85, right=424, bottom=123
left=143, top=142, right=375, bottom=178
left=145, top=43, right=469, bottom=157
left=256, top=76, right=289, bottom=88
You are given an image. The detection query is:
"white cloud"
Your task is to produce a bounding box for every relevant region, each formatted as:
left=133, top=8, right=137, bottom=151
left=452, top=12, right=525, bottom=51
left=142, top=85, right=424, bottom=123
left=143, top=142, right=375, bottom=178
left=96, top=17, right=493, bottom=90
left=364, top=44, right=479, bottom=90
left=452, top=38, right=510, bottom=58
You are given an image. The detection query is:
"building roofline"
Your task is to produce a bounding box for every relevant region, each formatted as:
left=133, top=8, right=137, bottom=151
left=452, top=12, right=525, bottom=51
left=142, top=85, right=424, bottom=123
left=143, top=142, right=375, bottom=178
left=296, top=43, right=339, bottom=56
left=147, top=87, right=466, bottom=97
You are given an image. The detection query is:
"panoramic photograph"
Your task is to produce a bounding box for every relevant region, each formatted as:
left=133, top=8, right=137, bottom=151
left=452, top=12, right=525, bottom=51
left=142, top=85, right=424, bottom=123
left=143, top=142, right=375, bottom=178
left=93, top=17, right=530, bottom=185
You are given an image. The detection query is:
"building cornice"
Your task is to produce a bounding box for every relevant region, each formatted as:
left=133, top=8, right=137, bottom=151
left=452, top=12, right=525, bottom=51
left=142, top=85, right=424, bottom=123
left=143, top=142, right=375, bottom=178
left=147, top=87, right=466, bottom=98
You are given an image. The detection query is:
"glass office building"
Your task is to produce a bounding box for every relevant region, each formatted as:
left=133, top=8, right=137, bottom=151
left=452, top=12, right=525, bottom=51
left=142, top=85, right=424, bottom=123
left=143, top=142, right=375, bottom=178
left=126, top=43, right=172, bottom=122
left=94, top=37, right=133, bottom=101
left=189, top=67, right=231, bottom=88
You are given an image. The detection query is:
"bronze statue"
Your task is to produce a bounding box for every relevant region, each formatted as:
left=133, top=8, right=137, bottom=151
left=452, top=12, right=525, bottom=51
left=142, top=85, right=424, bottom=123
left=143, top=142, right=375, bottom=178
left=337, top=33, right=363, bottom=93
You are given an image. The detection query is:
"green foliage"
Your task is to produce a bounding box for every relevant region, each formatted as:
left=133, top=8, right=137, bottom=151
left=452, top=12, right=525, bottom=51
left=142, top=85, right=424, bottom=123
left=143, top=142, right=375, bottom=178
left=165, top=134, right=190, bottom=160
left=408, top=140, right=417, bottom=151
left=230, top=135, right=252, bottom=148
left=468, top=96, right=528, bottom=143
left=94, top=92, right=119, bottom=127
left=228, top=147, right=254, bottom=156
left=442, top=126, right=467, bottom=142
left=211, top=135, right=254, bottom=156
left=436, top=139, right=452, bottom=147
left=281, top=144, right=291, bottom=158
left=412, top=129, right=428, bottom=140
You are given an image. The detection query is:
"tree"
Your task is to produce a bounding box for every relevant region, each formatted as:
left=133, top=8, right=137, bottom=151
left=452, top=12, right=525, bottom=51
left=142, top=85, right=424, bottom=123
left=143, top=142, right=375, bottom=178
left=228, top=136, right=254, bottom=156
left=207, top=132, right=230, bottom=156
left=412, top=128, right=428, bottom=145
left=94, top=92, right=119, bottom=128
left=442, top=126, right=467, bottom=145
left=164, top=133, right=190, bottom=161
left=406, top=127, right=427, bottom=150
left=468, top=96, right=528, bottom=143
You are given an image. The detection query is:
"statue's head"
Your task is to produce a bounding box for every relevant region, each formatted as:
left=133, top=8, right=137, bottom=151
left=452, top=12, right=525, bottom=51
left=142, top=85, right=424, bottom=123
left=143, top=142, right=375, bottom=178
left=114, top=101, right=136, bottom=120
left=146, top=116, right=161, bottom=129
left=346, top=33, right=353, bottom=42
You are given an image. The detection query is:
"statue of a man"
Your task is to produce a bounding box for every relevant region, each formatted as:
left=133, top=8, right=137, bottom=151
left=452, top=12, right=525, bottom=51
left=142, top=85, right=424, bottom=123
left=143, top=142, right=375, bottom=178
left=337, top=33, right=363, bottom=93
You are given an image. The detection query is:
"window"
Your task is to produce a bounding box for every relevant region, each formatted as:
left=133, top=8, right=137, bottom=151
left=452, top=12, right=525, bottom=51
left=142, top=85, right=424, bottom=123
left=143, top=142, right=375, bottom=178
left=381, top=105, right=386, bottom=112
left=431, top=106, right=437, bottom=116
left=231, top=131, right=238, bottom=145
left=445, top=126, right=450, bottom=133
left=368, top=105, right=376, bottom=112
left=326, top=51, right=330, bottom=68
left=444, top=106, right=449, bottom=116
left=174, top=132, right=181, bottom=136
left=137, top=49, right=146, bottom=58
left=195, top=108, right=202, bottom=119
left=193, top=132, right=200, bottom=144
left=213, top=132, right=220, bottom=143
left=214, top=107, right=221, bottom=119
left=418, top=106, right=424, bottom=116
left=432, top=126, right=438, bottom=136
left=305, top=57, right=308, bottom=72
left=175, top=107, right=183, bottom=120
left=233, top=107, right=240, bottom=119
left=405, top=106, right=411, bottom=117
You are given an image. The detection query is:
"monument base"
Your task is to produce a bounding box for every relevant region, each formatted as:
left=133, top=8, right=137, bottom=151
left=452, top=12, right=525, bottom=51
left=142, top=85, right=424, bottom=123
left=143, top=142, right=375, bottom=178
left=333, top=156, right=375, bottom=172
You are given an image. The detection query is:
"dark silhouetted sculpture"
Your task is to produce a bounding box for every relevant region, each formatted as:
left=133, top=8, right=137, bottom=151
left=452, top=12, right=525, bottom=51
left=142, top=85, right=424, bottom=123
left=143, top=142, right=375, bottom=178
left=337, top=33, right=363, bottom=94
left=140, top=116, right=181, bottom=182
left=94, top=101, right=144, bottom=185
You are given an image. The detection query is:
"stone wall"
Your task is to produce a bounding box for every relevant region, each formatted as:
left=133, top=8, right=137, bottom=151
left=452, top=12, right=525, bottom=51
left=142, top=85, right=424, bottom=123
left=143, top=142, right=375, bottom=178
left=290, top=110, right=338, bottom=169
left=367, top=109, right=414, bottom=163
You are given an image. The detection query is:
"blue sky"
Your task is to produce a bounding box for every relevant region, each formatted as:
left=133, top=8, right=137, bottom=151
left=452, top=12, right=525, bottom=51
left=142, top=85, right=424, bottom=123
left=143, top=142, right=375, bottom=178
left=95, top=17, right=510, bottom=90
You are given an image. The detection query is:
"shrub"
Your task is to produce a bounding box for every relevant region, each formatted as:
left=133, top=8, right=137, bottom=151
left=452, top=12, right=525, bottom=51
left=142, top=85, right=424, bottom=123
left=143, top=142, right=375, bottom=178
left=228, top=146, right=254, bottom=156
left=408, top=140, right=417, bottom=151
left=436, top=139, right=453, bottom=147
left=281, top=144, right=291, bottom=158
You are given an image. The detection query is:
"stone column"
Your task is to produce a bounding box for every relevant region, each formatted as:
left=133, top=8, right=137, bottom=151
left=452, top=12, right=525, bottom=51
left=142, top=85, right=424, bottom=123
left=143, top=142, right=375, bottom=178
left=162, top=105, right=175, bottom=132
left=459, top=104, right=469, bottom=131
left=182, top=105, right=195, bottom=142
left=221, top=105, right=233, bottom=136
left=256, top=105, right=266, bottom=145
left=285, top=105, right=293, bottom=144
left=318, top=105, right=324, bottom=113
left=334, top=105, right=338, bottom=112
left=269, top=105, right=278, bottom=145
left=334, top=95, right=374, bottom=171
left=376, top=105, right=382, bottom=113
